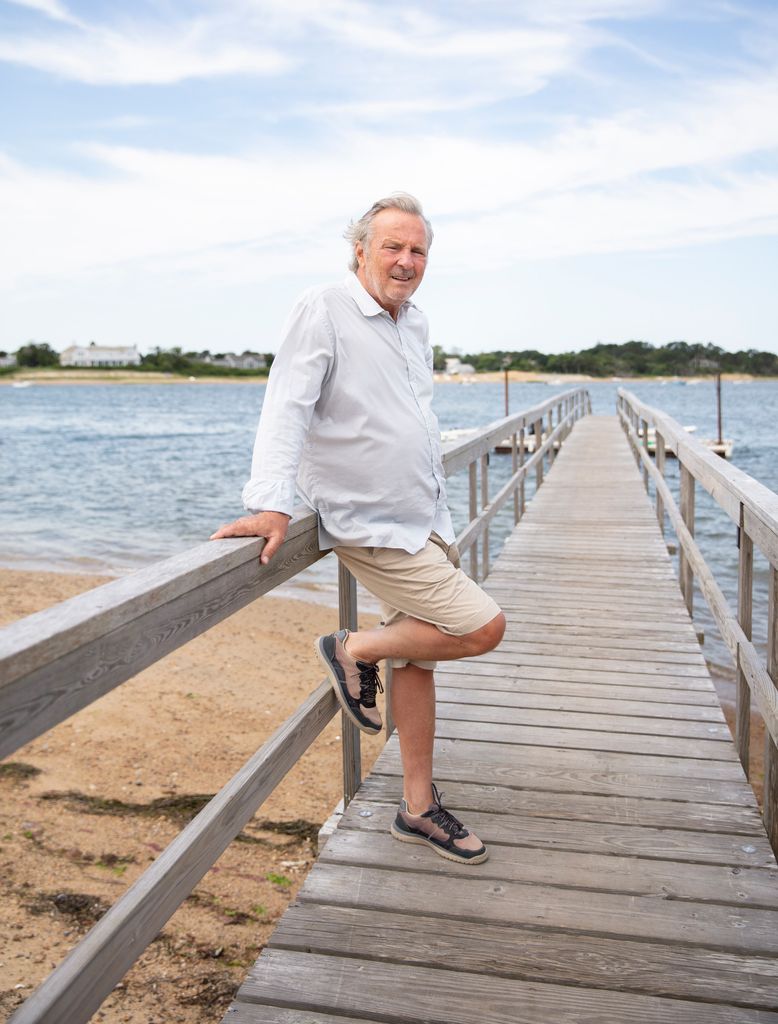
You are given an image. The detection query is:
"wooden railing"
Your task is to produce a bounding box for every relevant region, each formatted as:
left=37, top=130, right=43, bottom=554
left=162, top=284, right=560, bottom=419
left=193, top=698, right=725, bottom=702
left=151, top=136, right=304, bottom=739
left=0, top=386, right=589, bottom=1024
left=618, top=389, right=778, bottom=852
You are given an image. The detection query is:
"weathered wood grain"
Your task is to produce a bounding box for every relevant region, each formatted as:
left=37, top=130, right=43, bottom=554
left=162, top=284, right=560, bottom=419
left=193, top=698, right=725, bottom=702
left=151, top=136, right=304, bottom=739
left=0, top=510, right=328, bottom=759
left=373, top=735, right=754, bottom=799
left=432, top=717, right=738, bottom=760
left=435, top=684, right=727, bottom=720
left=268, top=902, right=778, bottom=1007
left=434, top=700, right=732, bottom=740
left=239, top=949, right=778, bottom=1023
left=337, top=797, right=776, bottom=867
left=318, top=828, right=778, bottom=907
left=355, top=774, right=763, bottom=835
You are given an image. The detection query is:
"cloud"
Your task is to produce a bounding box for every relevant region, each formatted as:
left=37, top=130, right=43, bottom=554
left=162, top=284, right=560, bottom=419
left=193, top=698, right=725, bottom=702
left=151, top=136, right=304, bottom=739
left=1, top=62, right=777, bottom=295
left=3, top=0, right=75, bottom=22
left=0, top=4, right=293, bottom=84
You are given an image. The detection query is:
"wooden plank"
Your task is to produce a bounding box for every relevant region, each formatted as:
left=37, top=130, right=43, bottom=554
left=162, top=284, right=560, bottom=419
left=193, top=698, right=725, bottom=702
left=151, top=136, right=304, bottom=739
left=493, top=640, right=708, bottom=666
left=319, top=828, right=778, bottom=907
left=356, top=775, right=763, bottom=835
left=268, top=902, right=778, bottom=1008
left=436, top=685, right=727, bottom=720
left=373, top=738, right=754, bottom=799
left=339, top=798, right=776, bottom=868
left=435, top=701, right=732, bottom=740
left=239, top=948, right=778, bottom=1022
left=224, top=1006, right=374, bottom=1024
left=438, top=660, right=717, bottom=690
left=433, top=718, right=738, bottom=760
left=435, top=670, right=722, bottom=703
left=451, top=650, right=711, bottom=678
left=501, top=630, right=702, bottom=653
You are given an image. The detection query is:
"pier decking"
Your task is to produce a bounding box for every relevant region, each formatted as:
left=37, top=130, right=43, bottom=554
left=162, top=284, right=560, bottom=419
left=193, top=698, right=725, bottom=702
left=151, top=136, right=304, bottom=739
left=225, top=416, right=778, bottom=1023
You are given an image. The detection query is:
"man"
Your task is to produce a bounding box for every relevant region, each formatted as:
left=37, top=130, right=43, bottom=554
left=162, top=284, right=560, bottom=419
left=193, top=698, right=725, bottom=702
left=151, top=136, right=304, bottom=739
left=211, top=193, right=505, bottom=864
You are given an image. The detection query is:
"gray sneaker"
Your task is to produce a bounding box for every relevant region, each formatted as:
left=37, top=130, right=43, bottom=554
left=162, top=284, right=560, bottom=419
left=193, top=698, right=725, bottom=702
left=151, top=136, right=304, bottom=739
left=391, top=784, right=488, bottom=864
left=316, top=629, right=383, bottom=735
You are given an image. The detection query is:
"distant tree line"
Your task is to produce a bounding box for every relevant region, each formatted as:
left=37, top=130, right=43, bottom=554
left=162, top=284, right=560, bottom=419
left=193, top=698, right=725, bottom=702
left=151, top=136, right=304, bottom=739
left=444, top=340, right=778, bottom=377
left=6, top=340, right=777, bottom=378
left=4, top=343, right=274, bottom=376
left=138, top=348, right=274, bottom=375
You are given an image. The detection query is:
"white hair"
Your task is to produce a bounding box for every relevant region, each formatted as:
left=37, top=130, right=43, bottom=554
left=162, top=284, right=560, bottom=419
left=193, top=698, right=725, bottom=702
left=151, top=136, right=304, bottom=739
left=344, top=192, right=433, bottom=272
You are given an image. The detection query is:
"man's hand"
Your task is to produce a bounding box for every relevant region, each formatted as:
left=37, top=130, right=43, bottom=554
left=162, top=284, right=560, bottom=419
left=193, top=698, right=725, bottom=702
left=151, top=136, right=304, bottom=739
left=210, top=511, right=291, bottom=565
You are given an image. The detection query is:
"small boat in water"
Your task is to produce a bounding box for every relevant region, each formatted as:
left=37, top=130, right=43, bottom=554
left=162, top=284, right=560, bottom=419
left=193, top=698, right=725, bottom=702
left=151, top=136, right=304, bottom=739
left=11, top=381, right=32, bottom=388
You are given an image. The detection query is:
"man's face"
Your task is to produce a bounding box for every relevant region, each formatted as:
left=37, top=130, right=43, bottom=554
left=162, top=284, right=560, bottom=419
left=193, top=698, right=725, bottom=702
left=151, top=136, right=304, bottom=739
left=355, top=209, right=429, bottom=318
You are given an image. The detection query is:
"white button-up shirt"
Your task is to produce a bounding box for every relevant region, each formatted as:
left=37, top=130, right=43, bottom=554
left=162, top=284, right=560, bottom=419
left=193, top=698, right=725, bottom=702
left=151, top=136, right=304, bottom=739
left=242, top=272, right=454, bottom=554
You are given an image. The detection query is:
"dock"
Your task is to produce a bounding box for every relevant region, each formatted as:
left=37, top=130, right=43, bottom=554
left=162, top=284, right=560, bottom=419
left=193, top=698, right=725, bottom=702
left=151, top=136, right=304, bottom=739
left=5, top=389, right=777, bottom=1024
left=223, top=416, right=778, bottom=1022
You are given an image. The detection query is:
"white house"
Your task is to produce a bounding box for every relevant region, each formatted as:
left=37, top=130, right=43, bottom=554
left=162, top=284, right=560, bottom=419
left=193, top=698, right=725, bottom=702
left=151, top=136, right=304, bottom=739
left=0, top=352, right=16, bottom=368
left=60, top=342, right=141, bottom=367
left=199, top=351, right=267, bottom=370
left=444, top=356, right=476, bottom=375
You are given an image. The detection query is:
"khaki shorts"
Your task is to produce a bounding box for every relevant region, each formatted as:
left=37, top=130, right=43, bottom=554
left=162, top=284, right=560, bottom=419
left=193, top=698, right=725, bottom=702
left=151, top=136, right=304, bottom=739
left=333, top=532, right=502, bottom=670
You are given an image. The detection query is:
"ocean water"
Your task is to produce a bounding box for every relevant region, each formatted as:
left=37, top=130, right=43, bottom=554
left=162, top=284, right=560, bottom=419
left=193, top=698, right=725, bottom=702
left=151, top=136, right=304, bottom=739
left=1, top=378, right=776, bottom=676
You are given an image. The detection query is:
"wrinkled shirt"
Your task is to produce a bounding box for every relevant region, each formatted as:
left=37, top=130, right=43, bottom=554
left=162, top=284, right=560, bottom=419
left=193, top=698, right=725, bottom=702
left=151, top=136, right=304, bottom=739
left=242, top=272, right=454, bottom=554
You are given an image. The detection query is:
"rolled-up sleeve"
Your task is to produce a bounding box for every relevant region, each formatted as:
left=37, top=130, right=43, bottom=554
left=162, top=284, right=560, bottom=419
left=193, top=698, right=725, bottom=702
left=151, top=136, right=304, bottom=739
left=241, top=293, right=334, bottom=515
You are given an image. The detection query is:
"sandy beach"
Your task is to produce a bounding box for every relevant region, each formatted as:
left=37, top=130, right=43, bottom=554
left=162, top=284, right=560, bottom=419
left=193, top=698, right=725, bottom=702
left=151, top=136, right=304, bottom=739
left=0, top=568, right=381, bottom=1022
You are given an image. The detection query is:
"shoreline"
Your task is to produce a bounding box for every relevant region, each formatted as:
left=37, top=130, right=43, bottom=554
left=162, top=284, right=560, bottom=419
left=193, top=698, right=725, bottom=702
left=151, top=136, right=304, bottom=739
left=1, top=368, right=772, bottom=386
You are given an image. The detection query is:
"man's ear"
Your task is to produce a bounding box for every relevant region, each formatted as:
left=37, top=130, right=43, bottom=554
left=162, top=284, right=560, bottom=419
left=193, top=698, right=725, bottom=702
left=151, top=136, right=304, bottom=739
left=354, top=242, right=365, bottom=269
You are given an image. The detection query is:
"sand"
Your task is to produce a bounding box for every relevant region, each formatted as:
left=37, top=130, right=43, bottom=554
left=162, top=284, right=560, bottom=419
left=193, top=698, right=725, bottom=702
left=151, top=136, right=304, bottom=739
left=0, top=568, right=381, bottom=1022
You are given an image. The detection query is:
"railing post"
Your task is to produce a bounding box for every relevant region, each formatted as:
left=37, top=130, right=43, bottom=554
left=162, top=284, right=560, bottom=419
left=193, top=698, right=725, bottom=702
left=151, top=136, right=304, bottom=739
left=763, top=565, right=778, bottom=854
left=736, top=507, right=753, bottom=775
left=519, top=425, right=526, bottom=517
left=338, top=561, right=361, bottom=806
left=679, top=464, right=695, bottom=616
left=547, top=409, right=554, bottom=466
left=556, top=400, right=563, bottom=446
left=384, top=662, right=395, bottom=739
left=534, top=417, right=544, bottom=489
left=480, top=452, right=489, bottom=578
left=655, top=431, right=666, bottom=535
left=511, top=430, right=519, bottom=524
left=640, top=418, right=649, bottom=492
left=469, top=460, right=479, bottom=581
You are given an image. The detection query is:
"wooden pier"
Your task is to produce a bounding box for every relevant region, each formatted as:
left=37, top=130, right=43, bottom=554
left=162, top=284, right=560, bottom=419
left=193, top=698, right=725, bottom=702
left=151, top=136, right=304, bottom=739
left=225, top=416, right=778, bottom=1023
left=5, top=389, right=778, bottom=1024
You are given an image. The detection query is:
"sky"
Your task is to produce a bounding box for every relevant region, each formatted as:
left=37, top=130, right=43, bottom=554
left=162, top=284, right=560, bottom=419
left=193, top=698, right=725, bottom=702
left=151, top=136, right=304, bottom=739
left=1, top=0, right=777, bottom=356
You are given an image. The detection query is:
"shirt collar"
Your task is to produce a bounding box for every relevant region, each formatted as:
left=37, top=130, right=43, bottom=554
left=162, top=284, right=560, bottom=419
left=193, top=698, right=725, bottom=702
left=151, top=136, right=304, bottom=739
left=345, top=271, right=416, bottom=320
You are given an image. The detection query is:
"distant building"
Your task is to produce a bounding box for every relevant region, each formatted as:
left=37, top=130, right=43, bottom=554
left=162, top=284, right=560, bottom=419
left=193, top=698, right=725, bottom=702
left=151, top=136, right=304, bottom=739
left=444, top=357, right=475, bottom=375
left=60, top=342, right=141, bottom=367
left=0, top=352, right=16, bottom=368
left=198, top=351, right=267, bottom=370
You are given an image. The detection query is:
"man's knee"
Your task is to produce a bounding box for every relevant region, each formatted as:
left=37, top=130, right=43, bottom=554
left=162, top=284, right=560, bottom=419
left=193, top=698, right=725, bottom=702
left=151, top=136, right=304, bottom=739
left=466, top=611, right=505, bottom=654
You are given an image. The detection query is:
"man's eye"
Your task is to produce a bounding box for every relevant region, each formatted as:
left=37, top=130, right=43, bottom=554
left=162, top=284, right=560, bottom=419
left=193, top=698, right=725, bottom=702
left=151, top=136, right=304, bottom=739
left=413, top=249, right=427, bottom=257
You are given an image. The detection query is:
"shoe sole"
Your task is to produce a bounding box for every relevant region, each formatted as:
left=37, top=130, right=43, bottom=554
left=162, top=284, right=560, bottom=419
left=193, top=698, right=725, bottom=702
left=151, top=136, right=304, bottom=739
left=390, top=821, right=489, bottom=865
left=314, top=637, right=382, bottom=736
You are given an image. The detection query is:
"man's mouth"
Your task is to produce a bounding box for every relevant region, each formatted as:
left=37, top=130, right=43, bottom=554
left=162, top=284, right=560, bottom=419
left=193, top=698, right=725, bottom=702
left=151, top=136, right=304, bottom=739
left=390, top=272, right=414, bottom=282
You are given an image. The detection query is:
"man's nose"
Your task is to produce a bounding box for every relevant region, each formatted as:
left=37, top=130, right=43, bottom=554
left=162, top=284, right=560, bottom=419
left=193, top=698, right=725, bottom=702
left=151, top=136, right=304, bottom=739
left=396, top=247, right=413, bottom=267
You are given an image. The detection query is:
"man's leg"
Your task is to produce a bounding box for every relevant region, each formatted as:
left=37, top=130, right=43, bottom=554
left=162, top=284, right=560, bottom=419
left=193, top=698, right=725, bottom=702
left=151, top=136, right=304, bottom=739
left=346, top=610, right=505, bottom=667
left=390, top=663, right=436, bottom=813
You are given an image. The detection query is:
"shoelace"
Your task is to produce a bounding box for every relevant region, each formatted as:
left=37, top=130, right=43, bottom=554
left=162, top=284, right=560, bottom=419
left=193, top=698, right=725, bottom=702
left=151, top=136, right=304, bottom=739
left=428, top=785, right=467, bottom=837
left=356, top=661, right=383, bottom=707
